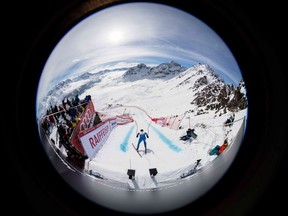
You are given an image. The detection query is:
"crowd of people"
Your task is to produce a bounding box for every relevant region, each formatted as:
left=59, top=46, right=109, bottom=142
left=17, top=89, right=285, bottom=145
left=41, top=94, right=92, bottom=168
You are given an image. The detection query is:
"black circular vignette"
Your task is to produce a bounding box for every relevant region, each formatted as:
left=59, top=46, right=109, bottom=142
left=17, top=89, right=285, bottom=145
left=6, top=0, right=287, bottom=215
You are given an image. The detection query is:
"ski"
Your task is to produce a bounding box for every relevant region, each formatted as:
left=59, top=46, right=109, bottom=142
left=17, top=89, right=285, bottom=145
left=179, top=159, right=202, bottom=179
left=132, top=143, right=142, bottom=158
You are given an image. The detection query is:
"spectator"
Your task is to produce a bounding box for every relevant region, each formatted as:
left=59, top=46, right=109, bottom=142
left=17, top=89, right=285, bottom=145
left=72, top=94, right=80, bottom=106
left=180, top=128, right=197, bottom=141
left=218, top=139, right=228, bottom=154
left=209, top=139, right=229, bottom=155
left=225, top=113, right=235, bottom=126
left=84, top=95, right=91, bottom=103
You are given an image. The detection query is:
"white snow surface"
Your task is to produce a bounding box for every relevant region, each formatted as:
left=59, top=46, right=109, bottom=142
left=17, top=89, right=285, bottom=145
left=42, top=63, right=247, bottom=190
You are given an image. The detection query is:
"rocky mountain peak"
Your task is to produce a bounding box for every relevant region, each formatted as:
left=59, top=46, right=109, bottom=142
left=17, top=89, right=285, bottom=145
left=122, top=61, right=188, bottom=80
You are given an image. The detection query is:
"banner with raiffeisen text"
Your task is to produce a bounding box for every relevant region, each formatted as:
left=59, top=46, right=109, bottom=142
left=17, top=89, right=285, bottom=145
left=78, top=118, right=117, bottom=159
left=70, top=100, right=95, bottom=155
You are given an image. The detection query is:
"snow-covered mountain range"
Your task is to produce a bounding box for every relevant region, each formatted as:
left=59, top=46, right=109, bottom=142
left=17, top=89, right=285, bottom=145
left=37, top=61, right=247, bottom=120
left=122, top=60, right=188, bottom=80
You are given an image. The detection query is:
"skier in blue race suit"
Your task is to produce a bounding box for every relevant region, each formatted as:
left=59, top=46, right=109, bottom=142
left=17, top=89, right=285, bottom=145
left=136, top=129, right=149, bottom=154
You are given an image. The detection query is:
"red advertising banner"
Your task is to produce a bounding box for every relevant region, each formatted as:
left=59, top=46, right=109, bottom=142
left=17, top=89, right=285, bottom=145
left=78, top=119, right=112, bottom=159
left=70, top=101, right=95, bottom=155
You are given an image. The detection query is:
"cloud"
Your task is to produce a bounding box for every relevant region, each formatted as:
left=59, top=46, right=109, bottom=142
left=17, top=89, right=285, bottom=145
left=37, top=2, right=242, bottom=104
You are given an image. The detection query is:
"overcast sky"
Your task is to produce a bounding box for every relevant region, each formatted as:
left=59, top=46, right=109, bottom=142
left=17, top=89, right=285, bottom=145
left=37, top=2, right=242, bottom=104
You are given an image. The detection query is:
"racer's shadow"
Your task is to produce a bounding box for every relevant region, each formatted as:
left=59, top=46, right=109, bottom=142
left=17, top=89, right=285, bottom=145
left=138, top=148, right=154, bottom=155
